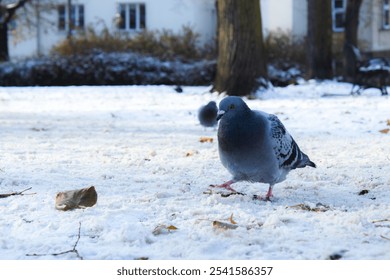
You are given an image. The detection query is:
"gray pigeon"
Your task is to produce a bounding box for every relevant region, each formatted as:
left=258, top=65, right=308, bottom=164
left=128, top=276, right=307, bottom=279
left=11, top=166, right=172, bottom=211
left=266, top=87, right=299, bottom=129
left=198, top=101, right=218, bottom=128
left=214, top=96, right=316, bottom=200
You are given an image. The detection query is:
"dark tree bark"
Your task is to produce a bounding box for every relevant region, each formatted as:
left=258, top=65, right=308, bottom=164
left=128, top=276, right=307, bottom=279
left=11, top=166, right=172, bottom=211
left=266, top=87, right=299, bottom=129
left=213, top=0, right=267, bottom=96
left=0, top=0, right=31, bottom=61
left=66, top=0, right=72, bottom=39
left=307, top=0, right=333, bottom=79
left=0, top=19, right=9, bottom=61
left=343, top=0, right=363, bottom=80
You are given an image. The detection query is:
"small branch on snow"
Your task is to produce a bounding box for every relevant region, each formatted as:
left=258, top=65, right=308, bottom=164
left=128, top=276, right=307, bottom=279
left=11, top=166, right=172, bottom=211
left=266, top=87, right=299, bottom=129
left=26, top=222, right=84, bottom=260
left=380, top=235, right=390, bottom=241
left=371, top=219, right=390, bottom=228
left=0, top=187, right=35, bottom=198
left=371, top=219, right=390, bottom=223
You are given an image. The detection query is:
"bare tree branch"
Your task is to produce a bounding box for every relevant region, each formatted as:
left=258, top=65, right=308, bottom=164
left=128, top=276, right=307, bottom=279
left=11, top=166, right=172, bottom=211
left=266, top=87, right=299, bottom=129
left=4, top=0, right=31, bottom=23
left=0, top=187, right=35, bottom=198
left=26, top=222, right=84, bottom=260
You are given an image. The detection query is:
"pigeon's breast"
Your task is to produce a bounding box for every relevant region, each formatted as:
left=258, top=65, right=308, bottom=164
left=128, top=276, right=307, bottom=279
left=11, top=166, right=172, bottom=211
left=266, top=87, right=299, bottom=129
left=218, top=116, right=281, bottom=184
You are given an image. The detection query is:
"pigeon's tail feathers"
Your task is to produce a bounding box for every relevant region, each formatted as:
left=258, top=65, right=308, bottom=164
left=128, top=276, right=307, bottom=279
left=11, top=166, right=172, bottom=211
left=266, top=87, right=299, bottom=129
left=297, top=153, right=316, bottom=168
left=307, top=159, right=316, bottom=168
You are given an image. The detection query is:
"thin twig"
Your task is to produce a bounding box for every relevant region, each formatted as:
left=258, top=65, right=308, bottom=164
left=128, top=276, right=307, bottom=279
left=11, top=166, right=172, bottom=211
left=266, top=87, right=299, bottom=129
left=371, top=219, right=390, bottom=223
left=380, top=235, right=390, bottom=241
left=26, top=222, right=83, bottom=260
left=371, top=219, right=390, bottom=228
left=0, top=187, right=35, bottom=198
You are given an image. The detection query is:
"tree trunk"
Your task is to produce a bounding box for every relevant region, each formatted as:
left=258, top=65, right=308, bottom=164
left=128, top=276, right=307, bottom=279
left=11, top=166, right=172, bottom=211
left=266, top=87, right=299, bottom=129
left=0, top=23, right=9, bottom=62
left=67, top=0, right=72, bottom=39
left=307, top=0, right=333, bottom=79
left=344, top=0, right=363, bottom=80
left=0, top=0, right=31, bottom=62
left=213, top=0, right=267, bottom=96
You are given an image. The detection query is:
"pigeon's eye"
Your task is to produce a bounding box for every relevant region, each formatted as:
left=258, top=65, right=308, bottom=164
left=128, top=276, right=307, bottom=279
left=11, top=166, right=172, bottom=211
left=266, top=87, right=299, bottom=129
left=229, top=104, right=235, bottom=110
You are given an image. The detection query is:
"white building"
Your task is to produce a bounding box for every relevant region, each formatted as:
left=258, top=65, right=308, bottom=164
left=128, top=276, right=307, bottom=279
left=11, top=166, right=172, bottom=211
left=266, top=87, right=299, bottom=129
left=8, top=0, right=390, bottom=60
left=261, top=0, right=307, bottom=37
left=10, top=0, right=218, bottom=59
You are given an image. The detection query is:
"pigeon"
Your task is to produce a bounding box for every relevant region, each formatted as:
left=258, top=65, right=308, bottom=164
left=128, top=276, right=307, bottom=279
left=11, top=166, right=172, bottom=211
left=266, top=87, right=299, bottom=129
left=198, top=101, right=218, bottom=128
left=214, top=96, right=316, bottom=200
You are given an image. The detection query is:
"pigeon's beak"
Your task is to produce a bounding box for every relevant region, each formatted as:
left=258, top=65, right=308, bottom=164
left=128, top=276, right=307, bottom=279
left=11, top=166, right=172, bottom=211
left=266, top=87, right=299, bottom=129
left=216, top=110, right=225, bottom=121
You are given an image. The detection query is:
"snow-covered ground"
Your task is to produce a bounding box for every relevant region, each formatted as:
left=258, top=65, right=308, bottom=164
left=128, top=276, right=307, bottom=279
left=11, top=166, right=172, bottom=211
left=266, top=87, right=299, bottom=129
left=0, top=81, right=389, bottom=260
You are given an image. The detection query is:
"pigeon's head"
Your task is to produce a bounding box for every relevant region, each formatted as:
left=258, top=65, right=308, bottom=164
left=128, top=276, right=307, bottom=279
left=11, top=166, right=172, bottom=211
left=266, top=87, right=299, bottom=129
left=217, top=96, right=250, bottom=121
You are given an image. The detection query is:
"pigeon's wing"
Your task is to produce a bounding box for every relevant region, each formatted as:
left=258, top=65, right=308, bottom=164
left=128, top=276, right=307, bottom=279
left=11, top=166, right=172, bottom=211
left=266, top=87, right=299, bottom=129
left=268, top=114, right=306, bottom=169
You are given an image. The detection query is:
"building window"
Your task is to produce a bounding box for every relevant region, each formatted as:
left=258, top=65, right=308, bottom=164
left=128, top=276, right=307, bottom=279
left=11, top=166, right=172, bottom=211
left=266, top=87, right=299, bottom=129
left=58, top=4, right=85, bottom=31
left=117, top=3, right=146, bottom=31
left=332, top=0, right=346, bottom=32
left=383, top=0, right=390, bottom=29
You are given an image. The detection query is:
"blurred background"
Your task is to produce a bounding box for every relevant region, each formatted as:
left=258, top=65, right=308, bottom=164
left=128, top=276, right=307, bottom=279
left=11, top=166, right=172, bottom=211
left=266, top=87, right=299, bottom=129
left=0, top=0, right=389, bottom=94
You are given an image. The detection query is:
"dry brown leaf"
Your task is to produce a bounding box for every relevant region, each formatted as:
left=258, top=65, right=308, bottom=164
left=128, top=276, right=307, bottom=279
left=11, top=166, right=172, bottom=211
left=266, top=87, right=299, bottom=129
left=167, top=225, right=178, bottom=231
left=213, top=221, right=238, bottom=230
left=152, top=224, right=178, bottom=235
left=199, top=137, right=213, bottom=143
left=55, top=186, right=97, bottom=211
left=379, top=128, right=390, bottom=134
left=186, top=150, right=199, bottom=157
left=229, top=213, right=237, bottom=224
left=387, top=119, right=390, bottom=126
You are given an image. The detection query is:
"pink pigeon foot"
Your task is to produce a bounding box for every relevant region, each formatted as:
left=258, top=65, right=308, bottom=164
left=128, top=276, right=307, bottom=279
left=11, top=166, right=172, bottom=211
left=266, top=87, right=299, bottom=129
left=265, top=185, right=273, bottom=200
left=209, top=180, right=237, bottom=193
left=253, top=185, right=274, bottom=201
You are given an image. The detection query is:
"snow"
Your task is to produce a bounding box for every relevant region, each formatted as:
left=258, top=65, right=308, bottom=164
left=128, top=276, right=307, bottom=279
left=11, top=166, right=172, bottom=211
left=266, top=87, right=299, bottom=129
left=0, top=82, right=389, bottom=260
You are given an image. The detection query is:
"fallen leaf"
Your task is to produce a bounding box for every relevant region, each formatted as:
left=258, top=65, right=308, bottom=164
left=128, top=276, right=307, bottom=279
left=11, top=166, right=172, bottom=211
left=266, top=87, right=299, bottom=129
left=152, top=224, right=178, bottom=235
left=186, top=150, right=199, bottom=157
left=55, top=186, right=97, bottom=211
left=166, top=225, right=178, bottom=231
left=213, top=221, right=238, bottom=230
left=379, top=128, right=390, bottom=134
left=229, top=213, right=237, bottom=224
left=387, top=119, right=390, bottom=126
left=199, top=137, right=213, bottom=143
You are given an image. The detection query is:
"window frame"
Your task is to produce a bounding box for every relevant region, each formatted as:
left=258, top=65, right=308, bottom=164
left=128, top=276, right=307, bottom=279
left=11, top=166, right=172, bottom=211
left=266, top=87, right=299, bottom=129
left=58, top=4, right=85, bottom=32
left=383, top=0, right=390, bottom=30
left=332, top=0, right=346, bottom=32
left=117, top=3, right=146, bottom=31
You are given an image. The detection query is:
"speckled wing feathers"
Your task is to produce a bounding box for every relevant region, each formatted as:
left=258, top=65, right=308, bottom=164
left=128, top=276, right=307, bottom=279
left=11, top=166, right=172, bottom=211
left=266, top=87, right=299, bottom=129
left=268, top=114, right=305, bottom=169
